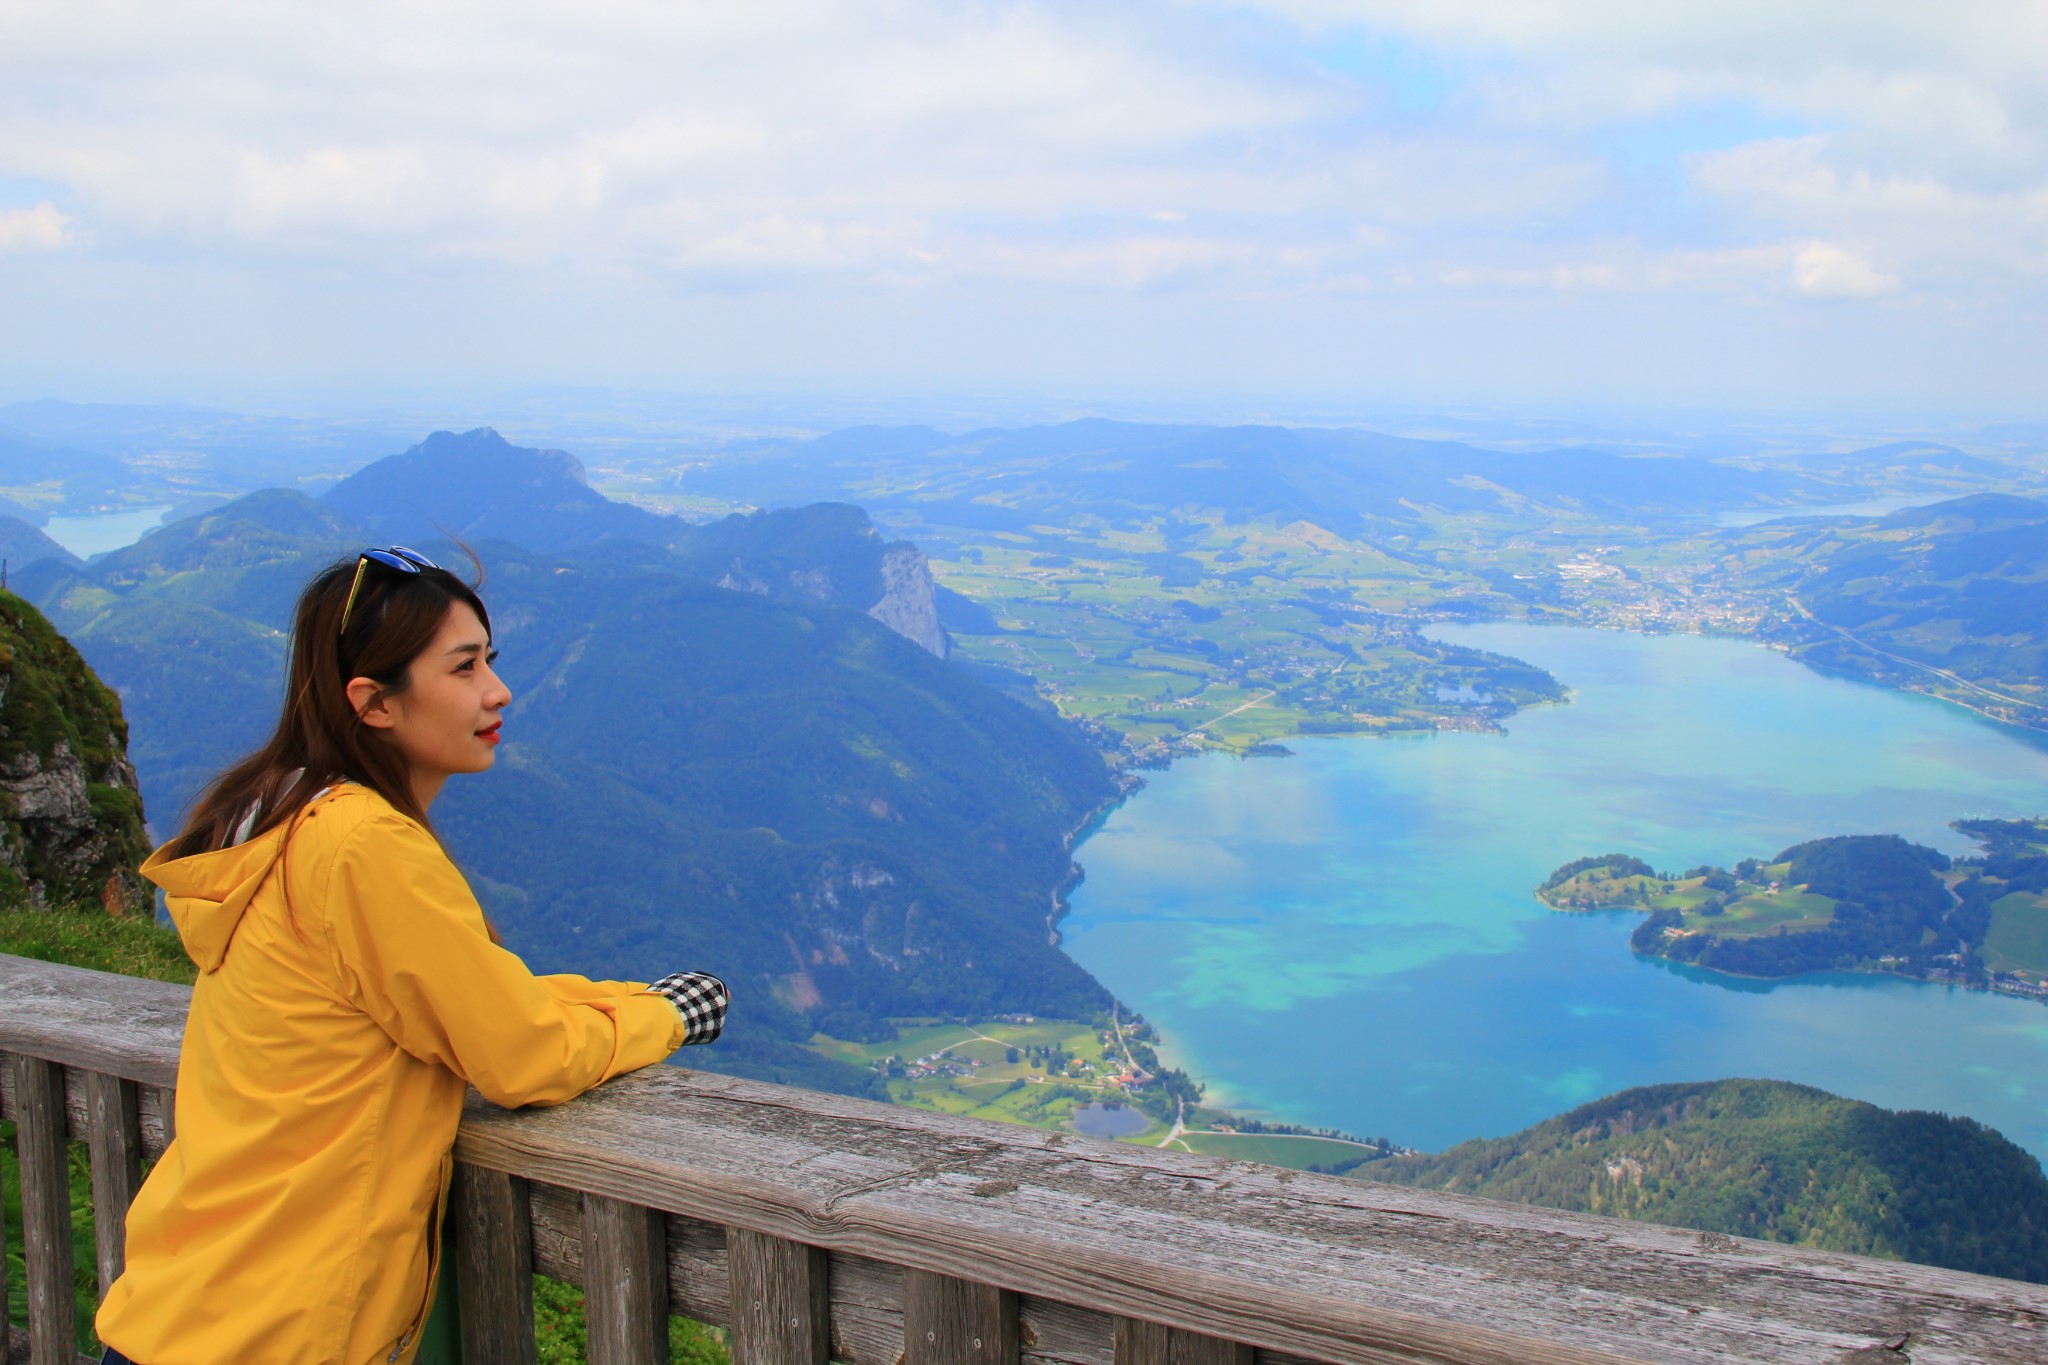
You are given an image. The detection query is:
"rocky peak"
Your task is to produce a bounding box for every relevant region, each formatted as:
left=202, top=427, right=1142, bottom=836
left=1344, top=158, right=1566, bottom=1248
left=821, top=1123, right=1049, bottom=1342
left=323, top=426, right=671, bottom=550
left=677, top=503, right=952, bottom=658
left=868, top=544, right=950, bottom=659
left=0, top=593, right=150, bottom=912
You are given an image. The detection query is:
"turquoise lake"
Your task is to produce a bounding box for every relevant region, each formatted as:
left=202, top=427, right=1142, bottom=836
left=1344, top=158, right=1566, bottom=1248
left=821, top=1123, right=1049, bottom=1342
left=1061, top=623, right=2048, bottom=1163
left=44, top=505, right=170, bottom=559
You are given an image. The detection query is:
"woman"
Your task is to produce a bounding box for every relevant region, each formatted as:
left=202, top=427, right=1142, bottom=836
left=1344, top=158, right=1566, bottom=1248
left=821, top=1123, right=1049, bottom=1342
left=95, top=547, right=727, bottom=1365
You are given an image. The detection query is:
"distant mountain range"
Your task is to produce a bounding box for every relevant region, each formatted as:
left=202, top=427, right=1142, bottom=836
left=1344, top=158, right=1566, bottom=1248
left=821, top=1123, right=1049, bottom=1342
left=1364, top=1077, right=2048, bottom=1283
left=24, top=428, right=1116, bottom=1095
left=0, top=398, right=411, bottom=498
left=5, top=396, right=2036, bottom=539
left=675, top=419, right=1838, bottom=536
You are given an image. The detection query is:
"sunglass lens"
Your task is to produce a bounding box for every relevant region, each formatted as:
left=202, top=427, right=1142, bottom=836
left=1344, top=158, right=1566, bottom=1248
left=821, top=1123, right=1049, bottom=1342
left=387, top=545, right=440, bottom=571
left=361, top=548, right=424, bottom=574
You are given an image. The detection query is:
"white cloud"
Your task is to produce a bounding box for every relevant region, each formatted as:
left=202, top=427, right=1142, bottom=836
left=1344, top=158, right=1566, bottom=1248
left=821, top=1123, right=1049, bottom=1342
left=0, top=1, right=2042, bottom=404
left=1793, top=243, right=1900, bottom=299
left=0, top=3, right=1600, bottom=266
left=0, top=201, right=70, bottom=253
left=1689, top=137, right=2048, bottom=287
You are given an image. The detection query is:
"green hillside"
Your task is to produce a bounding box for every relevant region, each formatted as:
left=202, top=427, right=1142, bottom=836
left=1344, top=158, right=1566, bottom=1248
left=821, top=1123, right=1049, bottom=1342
left=1363, top=1079, right=2048, bottom=1282
left=1727, top=493, right=2048, bottom=727
left=434, top=554, right=1120, bottom=1034
left=28, top=456, right=1119, bottom=1097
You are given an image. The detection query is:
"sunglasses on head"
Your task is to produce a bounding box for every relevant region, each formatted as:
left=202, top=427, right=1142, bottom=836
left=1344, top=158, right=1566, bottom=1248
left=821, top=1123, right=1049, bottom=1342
left=338, top=546, right=440, bottom=638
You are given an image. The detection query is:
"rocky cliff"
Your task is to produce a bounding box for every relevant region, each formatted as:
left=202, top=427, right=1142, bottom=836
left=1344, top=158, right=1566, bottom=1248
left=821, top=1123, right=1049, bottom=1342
left=675, top=503, right=952, bottom=659
left=867, top=544, right=950, bottom=659
left=0, top=592, right=150, bottom=912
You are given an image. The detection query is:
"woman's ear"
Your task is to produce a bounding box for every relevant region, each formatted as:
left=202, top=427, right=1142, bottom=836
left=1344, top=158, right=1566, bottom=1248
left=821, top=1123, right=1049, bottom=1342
left=347, top=676, right=398, bottom=730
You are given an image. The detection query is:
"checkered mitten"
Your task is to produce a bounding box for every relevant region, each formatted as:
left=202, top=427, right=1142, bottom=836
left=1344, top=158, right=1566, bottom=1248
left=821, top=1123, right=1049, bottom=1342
left=643, top=971, right=729, bottom=1045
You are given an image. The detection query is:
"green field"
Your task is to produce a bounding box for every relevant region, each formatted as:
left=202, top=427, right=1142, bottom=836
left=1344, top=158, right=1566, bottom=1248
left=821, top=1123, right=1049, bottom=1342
left=809, top=1018, right=1176, bottom=1140
left=1541, top=861, right=1838, bottom=938
left=1983, top=892, right=2048, bottom=975
left=928, top=511, right=1560, bottom=756
left=1683, top=892, right=1836, bottom=936
left=807, top=1018, right=1400, bottom=1169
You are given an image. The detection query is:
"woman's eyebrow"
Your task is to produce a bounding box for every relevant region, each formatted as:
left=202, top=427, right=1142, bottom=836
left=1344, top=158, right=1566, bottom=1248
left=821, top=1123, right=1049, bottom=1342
left=446, top=641, right=491, bottom=657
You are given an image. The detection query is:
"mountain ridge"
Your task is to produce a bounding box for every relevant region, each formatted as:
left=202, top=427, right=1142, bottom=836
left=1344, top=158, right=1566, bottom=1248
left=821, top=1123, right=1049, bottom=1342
left=27, top=433, right=1112, bottom=1095
left=1362, top=1077, right=2048, bottom=1282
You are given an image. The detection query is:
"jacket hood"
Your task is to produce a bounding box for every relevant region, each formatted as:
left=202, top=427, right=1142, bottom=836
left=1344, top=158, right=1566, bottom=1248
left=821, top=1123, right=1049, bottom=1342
left=141, top=823, right=294, bottom=972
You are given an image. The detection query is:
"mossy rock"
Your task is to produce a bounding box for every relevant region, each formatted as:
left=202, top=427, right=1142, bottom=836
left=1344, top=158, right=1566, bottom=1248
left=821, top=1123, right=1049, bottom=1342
left=0, top=591, right=150, bottom=912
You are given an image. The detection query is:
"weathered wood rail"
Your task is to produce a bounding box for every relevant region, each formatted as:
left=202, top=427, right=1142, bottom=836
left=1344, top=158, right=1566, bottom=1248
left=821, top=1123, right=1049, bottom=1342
left=3, top=954, right=2045, bottom=1365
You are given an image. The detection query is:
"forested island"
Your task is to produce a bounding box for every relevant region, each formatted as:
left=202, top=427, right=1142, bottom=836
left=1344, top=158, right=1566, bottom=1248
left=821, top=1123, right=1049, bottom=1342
left=1539, top=824, right=2048, bottom=997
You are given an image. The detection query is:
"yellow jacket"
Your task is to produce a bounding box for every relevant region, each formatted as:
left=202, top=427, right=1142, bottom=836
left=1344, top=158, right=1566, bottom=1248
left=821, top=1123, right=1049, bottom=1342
left=97, top=782, right=686, bottom=1365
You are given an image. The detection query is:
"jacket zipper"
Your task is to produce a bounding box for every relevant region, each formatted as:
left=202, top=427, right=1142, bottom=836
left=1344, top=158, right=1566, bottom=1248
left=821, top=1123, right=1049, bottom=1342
left=390, top=1152, right=455, bottom=1363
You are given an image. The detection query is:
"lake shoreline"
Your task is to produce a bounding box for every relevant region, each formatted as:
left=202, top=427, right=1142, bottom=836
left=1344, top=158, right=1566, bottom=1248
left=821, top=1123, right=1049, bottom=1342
left=1059, top=622, right=2048, bottom=1164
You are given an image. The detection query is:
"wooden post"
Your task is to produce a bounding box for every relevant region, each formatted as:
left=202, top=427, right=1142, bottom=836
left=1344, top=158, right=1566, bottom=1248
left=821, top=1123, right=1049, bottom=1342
left=1115, top=1318, right=1254, bottom=1365
left=453, top=1164, right=538, bottom=1365
left=726, top=1226, right=829, bottom=1365
left=85, top=1070, right=144, bottom=1300
left=11, top=1055, right=77, bottom=1365
left=903, top=1269, right=1017, bottom=1365
left=582, top=1193, right=668, bottom=1365
left=151, top=1082, right=177, bottom=1151
left=0, top=1063, right=11, bottom=1363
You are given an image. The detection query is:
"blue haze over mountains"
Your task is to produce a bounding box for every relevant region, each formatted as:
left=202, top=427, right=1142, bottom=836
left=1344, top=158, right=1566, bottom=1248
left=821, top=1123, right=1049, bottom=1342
left=12, top=427, right=1123, bottom=1094
left=9, top=404, right=2048, bottom=1099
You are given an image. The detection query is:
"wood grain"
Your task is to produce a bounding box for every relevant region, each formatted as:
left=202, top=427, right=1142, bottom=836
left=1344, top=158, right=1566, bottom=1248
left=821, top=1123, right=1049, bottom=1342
left=147, top=1082, right=175, bottom=1155
left=0, top=956, right=184, bottom=1088
left=727, top=1226, right=830, bottom=1364
left=1116, top=1319, right=1254, bottom=1365
left=5, top=1324, right=98, bottom=1365
left=905, top=1269, right=1019, bottom=1365
left=84, top=1070, right=143, bottom=1300
left=453, top=1163, right=538, bottom=1365
left=452, top=1065, right=2047, bottom=1365
left=9, top=954, right=2048, bottom=1365
left=582, top=1192, right=668, bottom=1364
left=1, top=1071, right=11, bottom=1365
left=11, top=1055, right=77, bottom=1365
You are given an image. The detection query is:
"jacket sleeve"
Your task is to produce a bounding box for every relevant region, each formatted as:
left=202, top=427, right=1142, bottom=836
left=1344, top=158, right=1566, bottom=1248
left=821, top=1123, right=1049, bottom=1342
left=540, top=973, right=653, bottom=1002
left=322, top=812, right=686, bottom=1108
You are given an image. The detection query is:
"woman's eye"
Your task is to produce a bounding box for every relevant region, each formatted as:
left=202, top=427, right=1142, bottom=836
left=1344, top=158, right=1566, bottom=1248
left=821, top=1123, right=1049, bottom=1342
left=486, top=650, right=500, bottom=665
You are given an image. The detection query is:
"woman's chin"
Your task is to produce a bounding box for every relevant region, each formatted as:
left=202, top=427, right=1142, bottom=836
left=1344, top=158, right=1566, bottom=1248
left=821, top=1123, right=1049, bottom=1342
left=447, top=747, right=499, bottom=777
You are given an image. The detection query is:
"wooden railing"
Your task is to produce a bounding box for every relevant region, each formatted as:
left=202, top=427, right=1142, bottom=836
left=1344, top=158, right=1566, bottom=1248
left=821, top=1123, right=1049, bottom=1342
left=4, top=953, right=2046, bottom=1365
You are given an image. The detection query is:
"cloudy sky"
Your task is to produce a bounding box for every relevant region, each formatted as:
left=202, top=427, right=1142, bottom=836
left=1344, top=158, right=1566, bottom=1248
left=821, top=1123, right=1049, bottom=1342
left=2, top=1, right=2043, bottom=416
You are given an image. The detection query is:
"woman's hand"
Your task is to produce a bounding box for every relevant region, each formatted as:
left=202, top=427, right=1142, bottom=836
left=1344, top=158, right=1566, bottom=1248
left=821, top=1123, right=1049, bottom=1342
left=643, top=972, right=730, bottom=1045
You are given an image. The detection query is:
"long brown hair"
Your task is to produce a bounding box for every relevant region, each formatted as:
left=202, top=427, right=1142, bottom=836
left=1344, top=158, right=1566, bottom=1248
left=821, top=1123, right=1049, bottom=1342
left=167, top=549, right=492, bottom=859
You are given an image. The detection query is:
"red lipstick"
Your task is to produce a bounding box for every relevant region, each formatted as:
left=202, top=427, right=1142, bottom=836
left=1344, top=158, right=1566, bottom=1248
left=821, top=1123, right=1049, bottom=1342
left=477, top=722, right=502, bottom=746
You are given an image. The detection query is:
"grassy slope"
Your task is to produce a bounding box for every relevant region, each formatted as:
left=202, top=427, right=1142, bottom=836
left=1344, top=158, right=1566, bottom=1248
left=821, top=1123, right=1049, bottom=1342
left=1362, top=1078, right=2048, bottom=1283
left=0, top=901, right=195, bottom=983
left=1984, top=892, right=2048, bottom=974
left=809, top=1017, right=1380, bottom=1170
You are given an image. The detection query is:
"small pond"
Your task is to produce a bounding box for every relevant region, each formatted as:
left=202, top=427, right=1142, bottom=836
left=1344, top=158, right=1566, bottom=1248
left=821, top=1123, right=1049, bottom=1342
left=1069, top=1101, right=1150, bottom=1138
